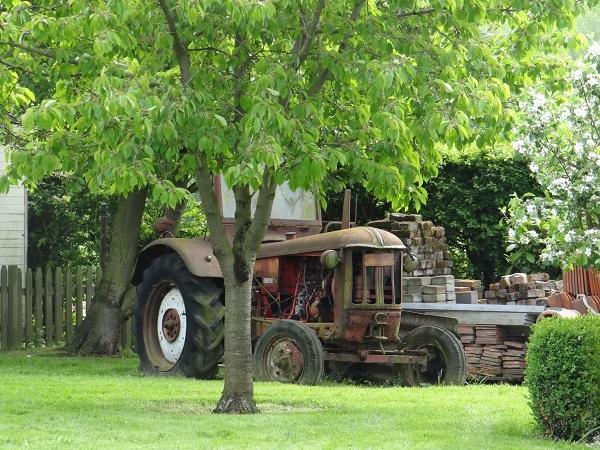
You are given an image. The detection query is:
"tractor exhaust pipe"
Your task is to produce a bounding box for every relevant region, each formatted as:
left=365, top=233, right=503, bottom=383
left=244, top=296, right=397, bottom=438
left=341, top=189, right=351, bottom=230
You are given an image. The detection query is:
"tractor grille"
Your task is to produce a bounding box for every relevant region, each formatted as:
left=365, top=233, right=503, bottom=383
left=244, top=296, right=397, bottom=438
left=352, top=251, right=400, bottom=305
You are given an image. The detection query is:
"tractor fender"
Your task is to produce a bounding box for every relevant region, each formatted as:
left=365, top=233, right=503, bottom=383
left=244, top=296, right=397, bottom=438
left=131, top=238, right=222, bottom=286
left=399, top=311, right=460, bottom=336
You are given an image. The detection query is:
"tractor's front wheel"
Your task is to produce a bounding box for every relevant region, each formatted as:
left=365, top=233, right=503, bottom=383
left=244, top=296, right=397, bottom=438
left=400, top=325, right=466, bottom=386
left=254, top=320, right=324, bottom=385
left=135, top=253, right=224, bottom=378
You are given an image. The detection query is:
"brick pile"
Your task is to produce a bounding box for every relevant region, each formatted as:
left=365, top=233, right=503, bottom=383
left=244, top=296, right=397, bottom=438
left=458, top=324, right=528, bottom=381
left=369, top=213, right=453, bottom=277
left=454, top=279, right=483, bottom=304
left=402, top=275, right=456, bottom=303
left=481, top=273, right=562, bottom=306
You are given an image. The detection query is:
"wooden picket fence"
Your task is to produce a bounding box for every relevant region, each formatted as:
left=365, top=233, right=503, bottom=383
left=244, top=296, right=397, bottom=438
left=0, top=265, right=133, bottom=351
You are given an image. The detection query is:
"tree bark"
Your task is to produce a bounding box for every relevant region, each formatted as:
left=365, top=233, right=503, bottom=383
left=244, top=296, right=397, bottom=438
left=213, top=274, right=258, bottom=414
left=67, top=189, right=147, bottom=355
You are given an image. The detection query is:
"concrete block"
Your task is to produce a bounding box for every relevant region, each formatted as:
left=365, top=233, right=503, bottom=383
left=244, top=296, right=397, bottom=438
left=422, top=285, right=445, bottom=295
left=422, top=293, right=446, bottom=302
left=509, top=273, right=528, bottom=285
left=499, top=275, right=511, bottom=288
left=455, top=279, right=481, bottom=288
left=431, top=275, right=454, bottom=285
left=496, top=289, right=508, bottom=299
left=528, top=273, right=550, bottom=282
left=456, top=291, right=478, bottom=304
left=406, top=285, right=424, bottom=295
left=405, top=276, right=431, bottom=286
left=446, top=293, right=456, bottom=301
left=403, top=294, right=422, bottom=303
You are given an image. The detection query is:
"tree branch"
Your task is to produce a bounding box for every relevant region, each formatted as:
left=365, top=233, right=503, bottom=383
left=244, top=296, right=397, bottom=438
left=308, top=0, right=366, bottom=96
left=295, top=0, right=326, bottom=68
left=396, top=8, right=436, bottom=18
left=0, top=40, right=54, bottom=59
left=246, top=169, right=277, bottom=256
left=157, top=0, right=192, bottom=86
left=189, top=46, right=228, bottom=56
left=0, top=58, right=35, bottom=75
left=194, top=154, right=233, bottom=262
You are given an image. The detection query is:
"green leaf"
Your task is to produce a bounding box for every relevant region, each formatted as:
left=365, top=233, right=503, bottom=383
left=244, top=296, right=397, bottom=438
left=214, top=114, right=227, bottom=128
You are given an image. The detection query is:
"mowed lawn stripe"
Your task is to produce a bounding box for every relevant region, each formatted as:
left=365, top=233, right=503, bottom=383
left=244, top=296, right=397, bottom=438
left=0, top=351, right=583, bottom=449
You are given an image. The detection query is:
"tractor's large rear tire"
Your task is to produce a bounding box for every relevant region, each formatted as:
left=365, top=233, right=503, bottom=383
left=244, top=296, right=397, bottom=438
left=135, top=253, right=224, bottom=378
left=254, top=320, right=324, bottom=385
left=400, top=325, right=466, bottom=386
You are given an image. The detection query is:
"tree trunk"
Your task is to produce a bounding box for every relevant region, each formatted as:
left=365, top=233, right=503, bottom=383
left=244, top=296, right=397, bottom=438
left=67, top=189, right=147, bottom=355
left=213, top=273, right=258, bottom=414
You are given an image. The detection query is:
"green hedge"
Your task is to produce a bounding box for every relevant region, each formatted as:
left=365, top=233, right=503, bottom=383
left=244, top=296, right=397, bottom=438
left=526, top=315, right=600, bottom=442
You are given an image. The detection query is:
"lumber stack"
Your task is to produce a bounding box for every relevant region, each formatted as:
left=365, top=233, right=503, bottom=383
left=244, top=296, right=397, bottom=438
left=458, top=324, right=528, bottom=381
left=481, top=273, right=562, bottom=306
left=369, top=213, right=453, bottom=277
left=502, top=341, right=527, bottom=378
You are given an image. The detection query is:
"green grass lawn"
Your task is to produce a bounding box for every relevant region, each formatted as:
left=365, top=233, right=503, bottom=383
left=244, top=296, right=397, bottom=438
left=0, top=349, right=581, bottom=449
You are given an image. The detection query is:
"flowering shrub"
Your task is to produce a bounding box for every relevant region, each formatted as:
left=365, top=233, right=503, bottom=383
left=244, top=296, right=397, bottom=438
left=506, top=43, right=600, bottom=268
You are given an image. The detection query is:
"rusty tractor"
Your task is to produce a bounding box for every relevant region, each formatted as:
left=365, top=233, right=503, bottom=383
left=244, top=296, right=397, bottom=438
left=132, top=185, right=467, bottom=385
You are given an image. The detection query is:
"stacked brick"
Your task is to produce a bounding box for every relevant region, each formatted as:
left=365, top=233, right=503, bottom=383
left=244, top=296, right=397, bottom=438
left=454, top=279, right=483, bottom=304
left=481, top=273, right=562, bottom=306
left=369, top=213, right=453, bottom=277
left=458, top=324, right=528, bottom=381
left=402, top=275, right=456, bottom=303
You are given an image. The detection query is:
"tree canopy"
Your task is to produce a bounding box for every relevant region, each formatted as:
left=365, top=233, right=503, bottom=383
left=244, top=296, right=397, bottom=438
left=1, top=0, right=593, bottom=206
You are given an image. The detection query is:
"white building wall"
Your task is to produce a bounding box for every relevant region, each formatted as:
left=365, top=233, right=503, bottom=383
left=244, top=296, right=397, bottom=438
left=0, top=146, right=27, bottom=271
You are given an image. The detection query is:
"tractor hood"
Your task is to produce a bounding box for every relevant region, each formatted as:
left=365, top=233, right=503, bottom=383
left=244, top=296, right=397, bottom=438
left=258, top=226, right=406, bottom=259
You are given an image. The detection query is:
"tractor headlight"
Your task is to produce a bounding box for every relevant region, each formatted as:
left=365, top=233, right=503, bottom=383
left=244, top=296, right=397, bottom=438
left=320, top=250, right=340, bottom=269
left=403, top=253, right=418, bottom=273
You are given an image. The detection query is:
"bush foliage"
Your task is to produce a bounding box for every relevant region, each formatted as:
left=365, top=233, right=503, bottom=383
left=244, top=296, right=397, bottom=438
left=526, top=315, right=600, bottom=442
left=419, top=155, right=543, bottom=285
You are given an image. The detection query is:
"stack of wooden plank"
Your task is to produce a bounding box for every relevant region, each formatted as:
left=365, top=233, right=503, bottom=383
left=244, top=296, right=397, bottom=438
left=458, top=324, right=481, bottom=374
left=458, top=324, right=528, bottom=381
left=475, top=324, right=505, bottom=344
left=480, top=345, right=506, bottom=376
left=502, top=341, right=527, bottom=379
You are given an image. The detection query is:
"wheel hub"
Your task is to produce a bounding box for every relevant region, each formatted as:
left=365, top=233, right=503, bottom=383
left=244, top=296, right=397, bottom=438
left=156, top=288, right=187, bottom=364
left=266, top=339, right=304, bottom=383
left=162, top=308, right=181, bottom=342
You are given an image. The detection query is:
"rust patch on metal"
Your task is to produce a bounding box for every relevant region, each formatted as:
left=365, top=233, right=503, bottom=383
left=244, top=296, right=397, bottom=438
left=255, top=257, right=279, bottom=279
left=162, top=308, right=181, bottom=343
left=364, top=253, right=395, bottom=267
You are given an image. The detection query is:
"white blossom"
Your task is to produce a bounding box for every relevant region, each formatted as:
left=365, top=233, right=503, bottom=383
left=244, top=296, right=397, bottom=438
left=587, top=42, right=600, bottom=59
left=574, top=105, right=587, bottom=118
left=529, top=161, right=539, bottom=173
left=571, top=69, right=584, bottom=82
